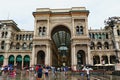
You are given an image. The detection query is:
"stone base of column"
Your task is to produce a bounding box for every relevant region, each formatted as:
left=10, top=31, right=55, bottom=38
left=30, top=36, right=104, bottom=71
left=115, top=63, right=120, bottom=70
left=71, top=65, right=77, bottom=71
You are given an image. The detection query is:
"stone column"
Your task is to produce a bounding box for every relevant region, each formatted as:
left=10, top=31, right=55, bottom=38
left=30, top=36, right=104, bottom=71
left=30, top=57, right=32, bottom=67
left=99, top=55, right=102, bottom=64
left=85, top=18, right=89, bottom=36
left=0, top=32, right=1, bottom=38
left=71, top=44, right=76, bottom=71
left=0, top=41, right=1, bottom=50
left=6, top=42, right=10, bottom=51
left=113, top=27, right=119, bottom=49
left=22, top=56, right=24, bottom=69
left=47, top=19, right=49, bottom=37
left=72, top=18, right=75, bottom=36
left=35, top=56, right=37, bottom=65
left=34, top=20, right=37, bottom=37
left=48, top=45, right=51, bottom=66
left=108, top=55, right=110, bottom=64
left=45, top=45, right=48, bottom=65
left=50, top=47, right=52, bottom=66
left=3, top=54, right=8, bottom=66
left=31, top=44, right=35, bottom=65
left=3, top=58, right=8, bottom=66
left=45, top=44, right=51, bottom=66
left=14, top=56, right=16, bottom=66
left=8, top=31, right=11, bottom=39
left=87, top=44, right=91, bottom=64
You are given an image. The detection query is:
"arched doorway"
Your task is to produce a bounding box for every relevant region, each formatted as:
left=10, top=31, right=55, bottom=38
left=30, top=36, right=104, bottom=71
left=51, top=25, right=71, bottom=66
left=16, top=55, right=22, bottom=69
left=77, top=50, right=86, bottom=66
left=23, top=55, right=30, bottom=67
left=8, top=55, right=14, bottom=66
left=0, top=55, right=4, bottom=67
left=37, top=51, right=45, bottom=65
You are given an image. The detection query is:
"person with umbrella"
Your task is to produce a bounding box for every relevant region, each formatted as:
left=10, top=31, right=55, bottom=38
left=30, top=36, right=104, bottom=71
left=82, top=66, right=93, bottom=80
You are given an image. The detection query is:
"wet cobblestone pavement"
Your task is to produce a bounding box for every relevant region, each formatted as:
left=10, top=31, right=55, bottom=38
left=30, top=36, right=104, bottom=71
left=0, top=71, right=120, bottom=80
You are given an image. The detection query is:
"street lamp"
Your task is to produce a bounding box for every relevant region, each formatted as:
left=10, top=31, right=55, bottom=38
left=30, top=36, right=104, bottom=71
left=104, top=17, right=120, bottom=63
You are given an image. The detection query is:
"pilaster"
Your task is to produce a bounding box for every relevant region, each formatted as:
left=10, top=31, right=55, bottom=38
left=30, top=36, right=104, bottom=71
left=31, top=44, right=35, bottom=65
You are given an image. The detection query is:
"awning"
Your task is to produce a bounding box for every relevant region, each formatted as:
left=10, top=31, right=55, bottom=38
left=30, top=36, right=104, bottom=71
left=16, top=57, right=22, bottom=62
left=24, top=57, right=30, bottom=62
left=95, top=64, right=115, bottom=66
left=9, top=57, right=14, bottom=62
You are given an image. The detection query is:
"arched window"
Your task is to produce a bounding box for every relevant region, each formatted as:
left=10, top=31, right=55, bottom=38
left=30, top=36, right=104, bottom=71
left=39, top=27, right=42, bottom=36
left=16, top=43, right=20, bottom=50
left=102, top=55, right=108, bottom=64
left=1, top=32, right=4, bottom=38
left=29, top=43, right=33, bottom=50
left=79, top=26, right=83, bottom=34
left=29, top=34, right=33, bottom=40
left=20, top=35, right=22, bottom=40
left=117, top=29, right=120, bottom=36
left=23, top=35, right=25, bottom=40
left=104, top=42, right=109, bottom=49
left=97, top=42, right=102, bottom=49
left=26, top=34, right=29, bottom=40
left=98, top=33, right=101, bottom=39
left=102, top=33, right=106, bottom=39
left=95, top=33, right=98, bottom=39
left=89, top=33, right=91, bottom=38
left=10, top=42, right=13, bottom=49
left=93, top=55, right=100, bottom=65
left=106, top=33, right=108, bottom=39
left=22, top=43, right=27, bottom=49
left=76, top=26, right=79, bottom=34
left=5, top=32, right=8, bottom=38
left=90, top=42, right=95, bottom=50
left=16, top=35, right=19, bottom=40
left=42, top=27, right=46, bottom=35
left=76, top=26, right=83, bottom=35
left=1, top=41, right=5, bottom=50
left=92, top=33, right=95, bottom=39
left=110, top=55, right=116, bottom=64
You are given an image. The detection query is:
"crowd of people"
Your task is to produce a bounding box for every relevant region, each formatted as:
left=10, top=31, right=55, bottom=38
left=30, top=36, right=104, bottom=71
left=34, top=65, right=69, bottom=80
left=0, top=64, right=70, bottom=80
left=0, top=64, right=93, bottom=80
left=0, top=65, right=16, bottom=78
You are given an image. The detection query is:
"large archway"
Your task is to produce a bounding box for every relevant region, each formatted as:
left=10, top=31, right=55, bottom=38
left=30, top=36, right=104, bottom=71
left=51, top=25, right=71, bottom=66
left=37, top=50, right=45, bottom=65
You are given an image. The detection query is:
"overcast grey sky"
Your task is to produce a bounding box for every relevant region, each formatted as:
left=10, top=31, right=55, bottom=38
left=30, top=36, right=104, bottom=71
left=0, top=0, right=120, bottom=31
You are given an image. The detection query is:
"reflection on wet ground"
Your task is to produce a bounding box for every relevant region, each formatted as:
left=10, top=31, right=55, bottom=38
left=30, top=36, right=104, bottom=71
left=0, top=71, right=120, bottom=80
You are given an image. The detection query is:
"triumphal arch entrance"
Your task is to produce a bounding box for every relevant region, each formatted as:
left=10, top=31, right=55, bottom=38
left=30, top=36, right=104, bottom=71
left=32, top=7, right=90, bottom=70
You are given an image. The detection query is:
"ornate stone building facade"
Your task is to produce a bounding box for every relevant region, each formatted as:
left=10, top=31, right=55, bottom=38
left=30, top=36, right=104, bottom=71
left=0, top=7, right=119, bottom=70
